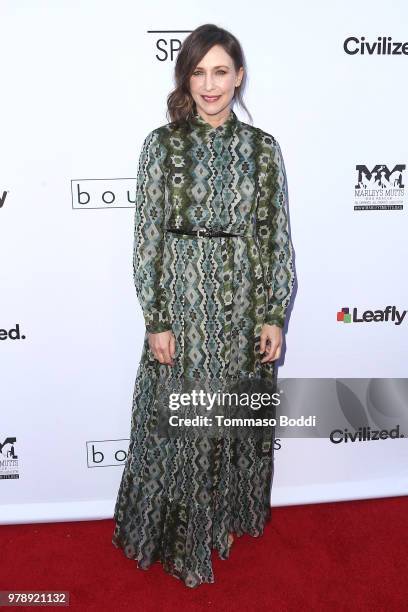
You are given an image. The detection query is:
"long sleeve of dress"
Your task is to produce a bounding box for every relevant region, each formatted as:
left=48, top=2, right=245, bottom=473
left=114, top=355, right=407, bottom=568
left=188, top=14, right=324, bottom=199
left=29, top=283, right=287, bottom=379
left=133, top=129, right=172, bottom=334
left=255, top=137, right=295, bottom=329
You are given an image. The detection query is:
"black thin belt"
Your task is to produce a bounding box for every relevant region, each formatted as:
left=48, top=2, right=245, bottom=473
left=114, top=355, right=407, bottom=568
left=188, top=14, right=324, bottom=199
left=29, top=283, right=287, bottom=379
left=166, top=227, right=240, bottom=238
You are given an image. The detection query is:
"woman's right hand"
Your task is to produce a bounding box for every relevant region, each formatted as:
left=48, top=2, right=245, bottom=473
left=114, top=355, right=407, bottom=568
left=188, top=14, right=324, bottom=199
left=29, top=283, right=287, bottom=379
left=148, top=330, right=176, bottom=366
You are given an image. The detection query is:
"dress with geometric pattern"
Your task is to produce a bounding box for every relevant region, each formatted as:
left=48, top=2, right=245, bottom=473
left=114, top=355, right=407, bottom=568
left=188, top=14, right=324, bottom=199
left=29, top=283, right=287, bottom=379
left=112, top=107, right=295, bottom=588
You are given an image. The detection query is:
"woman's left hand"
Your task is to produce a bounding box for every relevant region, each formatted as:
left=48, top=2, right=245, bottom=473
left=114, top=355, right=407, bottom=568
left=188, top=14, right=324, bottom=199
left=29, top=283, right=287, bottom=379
left=259, top=324, right=283, bottom=363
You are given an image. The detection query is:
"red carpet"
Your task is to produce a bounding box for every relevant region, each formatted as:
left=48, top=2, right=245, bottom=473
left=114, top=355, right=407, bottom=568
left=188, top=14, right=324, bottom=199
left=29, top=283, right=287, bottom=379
left=1, top=496, right=407, bottom=611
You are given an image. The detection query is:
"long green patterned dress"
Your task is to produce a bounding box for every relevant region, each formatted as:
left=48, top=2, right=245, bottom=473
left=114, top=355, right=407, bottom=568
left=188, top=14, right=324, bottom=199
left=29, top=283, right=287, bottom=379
left=112, top=108, right=295, bottom=588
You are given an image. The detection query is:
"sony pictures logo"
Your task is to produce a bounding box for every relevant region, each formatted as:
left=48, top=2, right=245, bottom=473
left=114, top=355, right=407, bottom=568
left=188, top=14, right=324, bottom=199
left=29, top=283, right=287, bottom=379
left=0, top=436, right=19, bottom=480
left=147, top=29, right=192, bottom=62
left=354, top=164, right=405, bottom=211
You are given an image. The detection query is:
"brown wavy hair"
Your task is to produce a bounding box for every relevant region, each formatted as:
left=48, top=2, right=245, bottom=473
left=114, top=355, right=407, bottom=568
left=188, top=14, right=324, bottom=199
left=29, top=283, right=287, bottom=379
left=166, top=24, right=252, bottom=131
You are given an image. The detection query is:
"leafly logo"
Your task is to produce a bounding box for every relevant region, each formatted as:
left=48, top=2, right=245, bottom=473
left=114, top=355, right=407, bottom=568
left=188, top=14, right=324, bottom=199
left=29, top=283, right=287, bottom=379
left=337, top=306, right=406, bottom=325
left=0, top=436, right=19, bottom=480
left=354, top=164, right=405, bottom=210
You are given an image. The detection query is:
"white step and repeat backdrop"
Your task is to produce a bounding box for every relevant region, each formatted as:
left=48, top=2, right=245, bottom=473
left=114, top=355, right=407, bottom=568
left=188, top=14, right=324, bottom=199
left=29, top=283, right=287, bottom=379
left=1, top=1, right=407, bottom=523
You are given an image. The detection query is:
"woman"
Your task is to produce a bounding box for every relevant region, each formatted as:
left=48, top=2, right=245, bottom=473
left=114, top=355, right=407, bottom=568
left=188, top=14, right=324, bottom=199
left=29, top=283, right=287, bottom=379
left=112, top=23, right=296, bottom=588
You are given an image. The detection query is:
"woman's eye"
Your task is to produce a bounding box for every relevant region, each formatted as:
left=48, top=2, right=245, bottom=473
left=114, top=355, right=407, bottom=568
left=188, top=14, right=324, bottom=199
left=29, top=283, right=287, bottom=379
left=192, top=70, right=227, bottom=76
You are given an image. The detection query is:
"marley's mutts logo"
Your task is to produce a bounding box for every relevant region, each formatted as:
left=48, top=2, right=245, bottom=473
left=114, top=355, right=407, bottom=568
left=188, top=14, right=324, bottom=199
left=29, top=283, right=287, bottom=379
left=337, top=306, right=406, bottom=326
left=354, top=164, right=405, bottom=211
left=0, top=436, right=19, bottom=480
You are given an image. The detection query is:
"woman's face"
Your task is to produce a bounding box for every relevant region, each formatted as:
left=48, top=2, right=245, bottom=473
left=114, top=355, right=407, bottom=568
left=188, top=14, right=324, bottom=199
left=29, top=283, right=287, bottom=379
left=189, top=44, right=243, bottom=122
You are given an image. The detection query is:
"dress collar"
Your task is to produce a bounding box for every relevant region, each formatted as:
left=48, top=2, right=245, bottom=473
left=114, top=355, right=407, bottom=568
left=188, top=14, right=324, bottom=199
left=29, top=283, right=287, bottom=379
left=188, top=108, right=238, bottom=139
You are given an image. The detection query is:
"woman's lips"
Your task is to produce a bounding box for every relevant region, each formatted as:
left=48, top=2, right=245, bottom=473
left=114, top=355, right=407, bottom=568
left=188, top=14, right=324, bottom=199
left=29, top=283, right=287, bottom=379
left=202, top=95, right=221, bottom=103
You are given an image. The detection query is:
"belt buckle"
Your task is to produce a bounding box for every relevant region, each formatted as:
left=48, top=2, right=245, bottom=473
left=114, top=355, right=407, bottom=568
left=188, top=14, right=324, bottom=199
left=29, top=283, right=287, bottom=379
left=196, top=228, right=205, bottom=238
